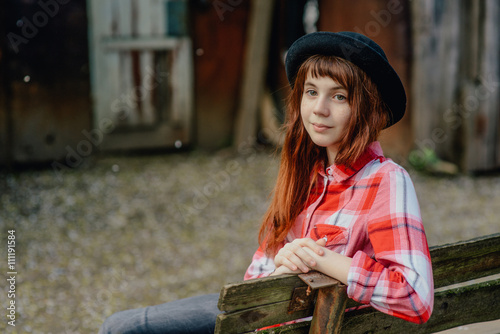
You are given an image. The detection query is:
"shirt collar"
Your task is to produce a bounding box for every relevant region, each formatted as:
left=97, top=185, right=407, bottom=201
left=320, top=141, right=385, bottom=182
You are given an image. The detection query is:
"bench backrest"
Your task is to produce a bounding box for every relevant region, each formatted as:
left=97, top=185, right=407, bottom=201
left=215, top=233, right=500, bottom=334
left=215, top=272, right=346, bottom=333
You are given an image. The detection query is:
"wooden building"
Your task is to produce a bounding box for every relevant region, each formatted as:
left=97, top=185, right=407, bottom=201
left=1, top=0, right=499, bottom=172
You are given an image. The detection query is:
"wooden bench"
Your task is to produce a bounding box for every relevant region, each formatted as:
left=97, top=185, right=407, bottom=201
left=215, top=233, right=500, bottom=333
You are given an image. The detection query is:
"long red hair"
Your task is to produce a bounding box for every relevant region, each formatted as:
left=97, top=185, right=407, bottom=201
left=259, top=55, right=389, bottom=255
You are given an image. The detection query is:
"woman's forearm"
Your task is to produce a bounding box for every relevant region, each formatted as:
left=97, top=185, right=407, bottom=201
left=304, top=248, right=352, bottom=285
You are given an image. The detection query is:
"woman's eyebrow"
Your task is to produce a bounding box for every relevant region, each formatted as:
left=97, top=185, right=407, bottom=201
left=304, top=80, right=317, bottom=87
left=304, top=81, right=346, bottom=91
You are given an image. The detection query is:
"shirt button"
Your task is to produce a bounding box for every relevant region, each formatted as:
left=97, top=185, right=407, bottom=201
left=327, top=169, right=333, bottom=176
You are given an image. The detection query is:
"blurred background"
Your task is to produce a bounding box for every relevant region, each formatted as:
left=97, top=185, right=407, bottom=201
left=0, top=0, right=499, bottom=333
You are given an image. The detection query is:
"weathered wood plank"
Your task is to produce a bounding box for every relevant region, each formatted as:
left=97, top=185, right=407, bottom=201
left=233, top=0, right=274, bottom=147
left=99, top=123, right=189, bottom=151
left=171, top=38, right=194, bottom=132
left=218, top=275, right=308, bottom=312
left=341, top=278, right=500, bottom=333
left=216, top=299, right=314, bottom=334
left=102, top=37, right=180, bottom=50
left=217, top=273, right=348, bottom=333
left=410, top=0, right=462, bottom=166
left=430, top=233, right=500, bottom=288
left=309, top=284, right=347, bottom=334
left=466, top=0, right=500, bottom=171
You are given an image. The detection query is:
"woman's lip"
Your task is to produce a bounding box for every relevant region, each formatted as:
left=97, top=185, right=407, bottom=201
left=312, top=123, right=332, bottom=132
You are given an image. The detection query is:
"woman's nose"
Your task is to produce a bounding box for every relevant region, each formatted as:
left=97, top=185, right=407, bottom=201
left=313, top=97, right=330, bottom=116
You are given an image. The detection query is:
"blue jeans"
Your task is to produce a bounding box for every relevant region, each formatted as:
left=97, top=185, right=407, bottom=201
left=99, top=293, right=221, bottom=334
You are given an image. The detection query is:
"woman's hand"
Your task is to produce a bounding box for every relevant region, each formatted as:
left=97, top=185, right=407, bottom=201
left=270, top=264, right=302, bottom=276
left=302, top=245, right=353, bottom=285
left=272, top=237, right=327, bottom=275
left=270, top=237, right=353, bottom=284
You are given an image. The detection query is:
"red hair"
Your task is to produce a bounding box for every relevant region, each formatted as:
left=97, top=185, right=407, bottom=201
left=259, top=55, right=389, bottom=255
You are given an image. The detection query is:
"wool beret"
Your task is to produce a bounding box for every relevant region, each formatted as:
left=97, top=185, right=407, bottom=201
left=285, top=31, right=406, bottom=127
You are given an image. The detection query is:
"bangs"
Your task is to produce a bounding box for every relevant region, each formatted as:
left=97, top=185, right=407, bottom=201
left=298, top=55, right=358, bottom=102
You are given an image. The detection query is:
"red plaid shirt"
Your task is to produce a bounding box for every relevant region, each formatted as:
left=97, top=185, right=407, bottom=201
left=244, top=141, right=434, bottom=323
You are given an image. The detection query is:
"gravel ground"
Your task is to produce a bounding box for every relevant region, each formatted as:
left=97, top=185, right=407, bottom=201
left=1, top=146, right=499, bottom=333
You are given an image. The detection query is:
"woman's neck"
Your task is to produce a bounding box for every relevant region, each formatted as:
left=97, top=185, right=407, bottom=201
left=326, top=147, right=338, bottom=166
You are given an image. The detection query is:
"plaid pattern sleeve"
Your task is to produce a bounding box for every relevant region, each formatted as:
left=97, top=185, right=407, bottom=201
left=244, top=245, right=276, bottom=280
left=347, top=167, right=434, bottom=324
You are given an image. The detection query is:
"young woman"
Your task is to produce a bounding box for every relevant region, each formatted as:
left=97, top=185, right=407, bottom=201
left=245, top=31, right=433, bottom=324
left=99, top=31, right=433, bottom=333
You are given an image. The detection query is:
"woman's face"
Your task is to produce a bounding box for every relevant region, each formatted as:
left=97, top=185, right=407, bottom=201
left=300, top=72, right=351, bottom=165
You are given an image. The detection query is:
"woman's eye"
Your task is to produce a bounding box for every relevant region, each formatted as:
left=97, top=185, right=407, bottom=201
left=334, top=94, right=346, bottom=101
left=306, top=90, right=317, bottom=96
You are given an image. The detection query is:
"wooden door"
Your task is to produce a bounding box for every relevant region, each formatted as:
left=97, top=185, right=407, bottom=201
left=87, top=0, right=193, bottom=151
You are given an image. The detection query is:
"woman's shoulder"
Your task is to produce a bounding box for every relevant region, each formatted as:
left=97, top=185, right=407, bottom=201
left=360, top=156, right=411, bottom=180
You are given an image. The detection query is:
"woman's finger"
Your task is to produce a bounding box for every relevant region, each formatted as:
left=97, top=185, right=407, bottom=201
left=282, top=249, right=311, bottom=272
left=276, top=246, right=310, bottom=272
left=294, top=238, right=325, bottom=256
left=291, top=246, right=318, bottom=268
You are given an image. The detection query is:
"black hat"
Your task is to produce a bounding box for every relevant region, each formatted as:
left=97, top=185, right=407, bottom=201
left=285, top=31, right=406, bottom=127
